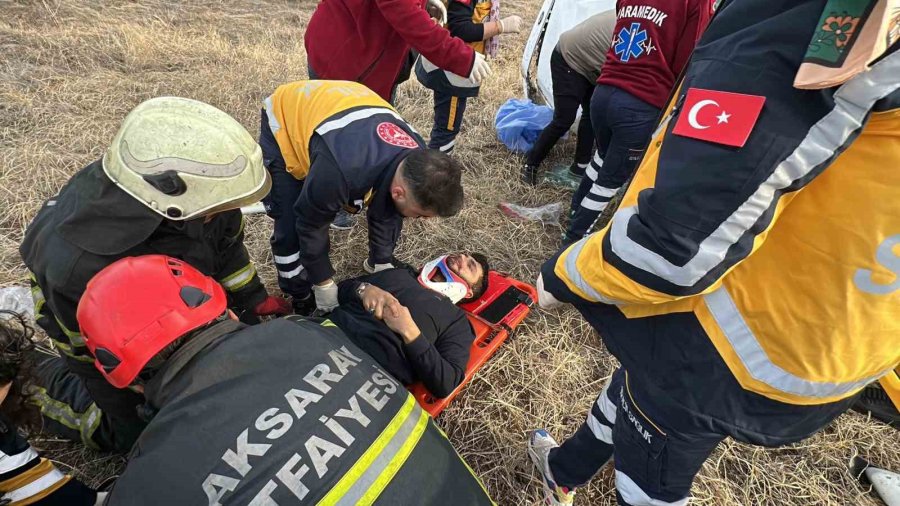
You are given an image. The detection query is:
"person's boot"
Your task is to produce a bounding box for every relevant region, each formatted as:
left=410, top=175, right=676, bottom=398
left=852, top=383, right=899, bottom=428
left=569, top=162, right=587, bottom=177
left=521, top=163, right=539, bottom=186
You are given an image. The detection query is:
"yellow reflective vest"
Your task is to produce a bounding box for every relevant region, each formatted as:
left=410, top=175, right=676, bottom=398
left=546, top=14, right=900, bottom=408
left=264, top=80, right=397, bottom=180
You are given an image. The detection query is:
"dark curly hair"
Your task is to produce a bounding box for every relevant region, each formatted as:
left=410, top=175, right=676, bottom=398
left=0, top=311, right=40, bottom=429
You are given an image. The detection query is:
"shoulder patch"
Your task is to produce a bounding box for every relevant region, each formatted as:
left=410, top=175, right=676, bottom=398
left=376, top=122, right=419, bottom=149
left=672, top=88, right=766, bottom=148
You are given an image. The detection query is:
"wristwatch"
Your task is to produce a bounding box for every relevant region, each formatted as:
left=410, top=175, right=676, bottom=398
left=356, top=282, right=370, bottom=300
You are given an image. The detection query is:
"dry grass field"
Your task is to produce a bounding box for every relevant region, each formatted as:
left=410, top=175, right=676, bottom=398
left=1, top=1, right=898, bottom=504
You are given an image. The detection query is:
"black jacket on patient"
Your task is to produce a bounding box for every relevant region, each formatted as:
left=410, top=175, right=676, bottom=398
left=330, top=268, right=474, bottom=398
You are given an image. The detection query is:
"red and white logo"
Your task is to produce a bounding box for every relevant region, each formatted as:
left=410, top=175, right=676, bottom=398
left=376, top=122, right=419, bottom=149
left=672, top=88, right=766, bottom=148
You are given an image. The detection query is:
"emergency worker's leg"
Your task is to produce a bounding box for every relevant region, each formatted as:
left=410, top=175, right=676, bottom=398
left=566, top=88, right=659, bottom=242
left=572, top=85, right=597, bottom=172
left=428, top=91, right=468, bottom=154
left=547, top=369, right=622, bottom=487
left=526, top=48, right=593, bottom=171
left=608, top=373, right=724, bottom=506
left=31, top=354, right=145, bottom=452
left=259, top=110, right=312, bottom=308
left=567, top=85, right=614, bottom=243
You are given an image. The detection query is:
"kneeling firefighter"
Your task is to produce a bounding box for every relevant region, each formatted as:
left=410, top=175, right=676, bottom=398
left=529, top=1, right=900, bottom=504
left=77, top=255, right=494, bottom=505
left=20, top=97, right=291, bottom=452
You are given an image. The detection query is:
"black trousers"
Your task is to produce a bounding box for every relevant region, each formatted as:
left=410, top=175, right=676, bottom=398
left=258, top=109, right=313, bottom=301
left=428, top=92, right=468, bottom=153
left=565, top=85, right=660, bottom=243
left=526, top=46, right=596, bottom=169
left=549, top=368, right=725, bottom=505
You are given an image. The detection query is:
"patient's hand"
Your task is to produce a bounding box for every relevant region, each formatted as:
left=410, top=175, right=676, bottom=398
left=360, top=284, right=401, bottom=319
left=383, top=305, right=421, bottom=343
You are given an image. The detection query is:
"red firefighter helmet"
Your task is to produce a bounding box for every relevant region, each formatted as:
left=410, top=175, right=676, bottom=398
left=77, top=255, right=227, bottom=388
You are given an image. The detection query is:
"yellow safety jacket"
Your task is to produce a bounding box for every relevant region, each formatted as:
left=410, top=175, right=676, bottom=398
left=544, top=13, right=900, bottom=412
left=263, top=80, right=397, bottom=180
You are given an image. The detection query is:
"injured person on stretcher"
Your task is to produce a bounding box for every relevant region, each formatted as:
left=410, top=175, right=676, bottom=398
left=329, top=253, right=489, bottom=398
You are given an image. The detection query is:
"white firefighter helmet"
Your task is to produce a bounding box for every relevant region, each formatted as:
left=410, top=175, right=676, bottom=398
left=102, top=97, right=270, bottom=220
left=418, top=255, right=473, bottom=304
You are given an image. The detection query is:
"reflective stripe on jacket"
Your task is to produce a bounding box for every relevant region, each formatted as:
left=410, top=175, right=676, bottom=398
left=545, top=1, right=900, bottom=410
left=107, top=317, right=493, bottom=505
left=264, top=81, right=397, bottom=180
left=19, top=162, right=266, bottom=359
left=416, top=0, right=491, bottom=97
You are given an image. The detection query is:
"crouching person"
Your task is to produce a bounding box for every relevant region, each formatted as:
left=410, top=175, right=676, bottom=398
left=330, top=253, right=489, bottom=398
left=0, top=312, right=99, bottom=505
left=20, top=97, right=290, bottom=452
left=76, top=255, right=493, bottom=505
left=259, top=80, right=466, bottom=315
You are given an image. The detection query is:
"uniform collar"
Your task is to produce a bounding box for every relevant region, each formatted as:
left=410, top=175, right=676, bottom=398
left=143, top=319, right=245, bottom=410
left=56, top=160, right=164, bottom=256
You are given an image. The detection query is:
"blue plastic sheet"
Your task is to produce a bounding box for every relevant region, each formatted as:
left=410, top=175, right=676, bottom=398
left=494, top=99, right=556, bottom=153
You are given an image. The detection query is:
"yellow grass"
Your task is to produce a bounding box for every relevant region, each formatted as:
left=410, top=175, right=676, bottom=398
left=0, top=1, right=897, bottom=503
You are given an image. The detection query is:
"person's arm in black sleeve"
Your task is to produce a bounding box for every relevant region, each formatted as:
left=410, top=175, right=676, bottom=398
left=404, top=309, right=472, bottom=398
left=367, top=208, right=403, bottom=267
left=294, top=149, right=349, bottom=285
left=337, top=277, right=365, bottom=306
left=213, top=211, right=268, bottom=312
left=446, top=1, right=483, bottom=42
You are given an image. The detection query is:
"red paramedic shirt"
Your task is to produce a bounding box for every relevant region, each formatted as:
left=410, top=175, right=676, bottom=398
left=597, top=0, right=714, bottom=108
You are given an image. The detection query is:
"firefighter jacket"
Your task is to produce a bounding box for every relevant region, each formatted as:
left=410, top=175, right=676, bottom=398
left=542, top=0, right=900, bottom=446
left=264, top=81, right=425, bottom=283
left=0, top=414, right=96, bottom=505
left=304, top=0, right=476, bottom=102
left=19, top=161, right=267, bottom=362
left=415, top=0, right=492, bottom=98
left=105, top=317, right=494, bottom=505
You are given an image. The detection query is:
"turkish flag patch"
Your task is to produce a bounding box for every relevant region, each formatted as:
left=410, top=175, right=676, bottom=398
left=377, top=122, right=419, bottom=149
left=672, top=88, right=766, bottom=148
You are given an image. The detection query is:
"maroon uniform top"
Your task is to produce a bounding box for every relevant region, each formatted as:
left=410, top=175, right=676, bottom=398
left=597, top=0, right=714, bottom=108
left=305, top=0, right=476, bottom=102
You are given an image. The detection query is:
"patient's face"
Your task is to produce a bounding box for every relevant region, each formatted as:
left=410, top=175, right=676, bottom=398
left=445, top=253, right=485, bottom=287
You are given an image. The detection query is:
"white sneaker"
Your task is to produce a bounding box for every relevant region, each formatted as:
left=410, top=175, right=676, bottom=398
left=528, top=429, right=576, bottom=505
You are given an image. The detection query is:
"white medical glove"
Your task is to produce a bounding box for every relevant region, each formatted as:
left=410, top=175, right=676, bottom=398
left=468, top=52, right=492, bottom=85
left=536, top=273, right=563, bottom=309
left=312, top=280, right=339, bottom=312
left=499, top=15, right=523, bottom=34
